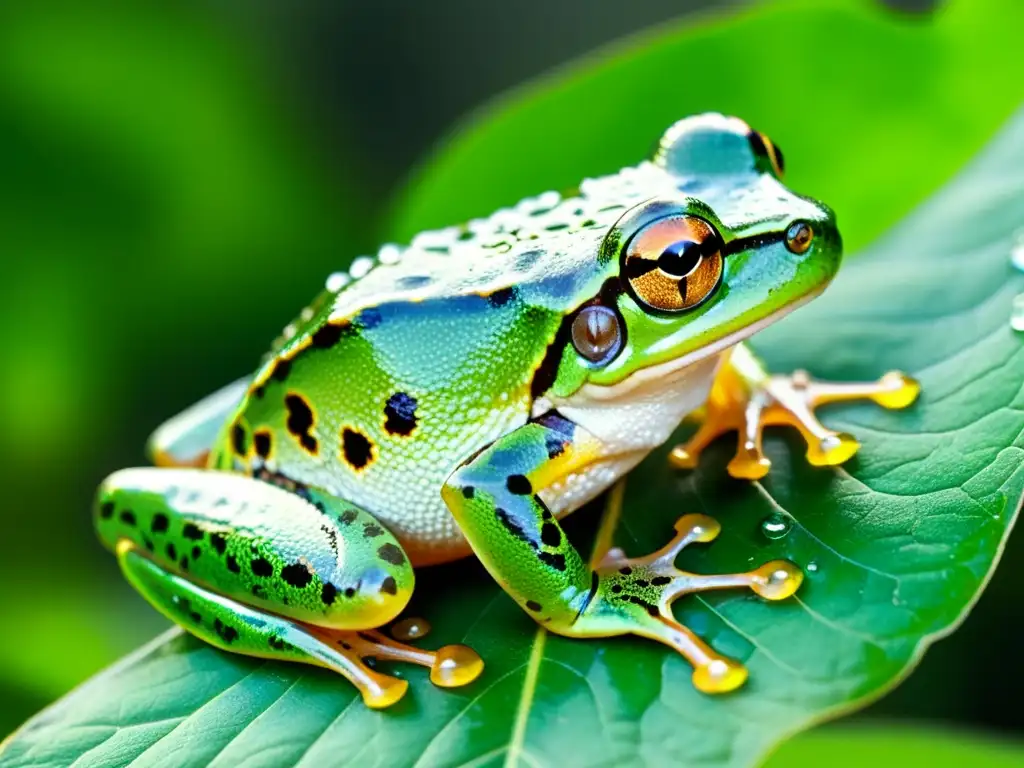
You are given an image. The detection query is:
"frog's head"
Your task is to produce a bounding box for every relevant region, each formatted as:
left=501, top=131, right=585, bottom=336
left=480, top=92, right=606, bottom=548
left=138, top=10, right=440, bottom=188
left=544, top=113, right=840, bottom=401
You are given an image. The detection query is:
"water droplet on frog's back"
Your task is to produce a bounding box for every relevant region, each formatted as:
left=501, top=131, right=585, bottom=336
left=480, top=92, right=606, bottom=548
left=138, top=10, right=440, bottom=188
left=806, top=561, right=819, bottom=573
left=1011, top=293, right=1024, bottom=332
left=760, top=513, right=792, bottom=540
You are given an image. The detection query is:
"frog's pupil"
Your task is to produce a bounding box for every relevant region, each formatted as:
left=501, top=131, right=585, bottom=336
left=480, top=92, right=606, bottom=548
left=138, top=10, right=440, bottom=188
left=658, top=240, right=703, bottom=277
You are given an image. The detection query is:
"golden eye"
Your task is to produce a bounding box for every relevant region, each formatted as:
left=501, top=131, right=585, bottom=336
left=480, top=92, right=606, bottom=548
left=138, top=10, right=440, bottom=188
left=785, top=221, right=814, bottom=254
left=622, top=215, right=724, bottom=313
left=571, top=305, right=622, bottom=364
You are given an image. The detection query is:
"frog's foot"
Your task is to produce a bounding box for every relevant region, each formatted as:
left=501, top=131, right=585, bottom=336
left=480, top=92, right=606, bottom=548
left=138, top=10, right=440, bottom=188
left=581, top=514, right=803, bottom=693
left=317, top=627, right=484, bottom=690
left=670, top=346, right=919, bottom=479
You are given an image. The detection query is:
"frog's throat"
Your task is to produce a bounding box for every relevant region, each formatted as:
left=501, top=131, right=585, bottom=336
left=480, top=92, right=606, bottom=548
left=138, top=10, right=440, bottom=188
left=572, top=284, right=823, bottom=404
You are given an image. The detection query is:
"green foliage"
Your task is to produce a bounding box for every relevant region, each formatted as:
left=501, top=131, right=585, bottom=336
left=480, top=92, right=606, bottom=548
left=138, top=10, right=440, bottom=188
left=763, top=724, right=1024, bottom=767
left=2, top=90, right=1022, bottom=768
left=391, top=0, right=1023, bottom=256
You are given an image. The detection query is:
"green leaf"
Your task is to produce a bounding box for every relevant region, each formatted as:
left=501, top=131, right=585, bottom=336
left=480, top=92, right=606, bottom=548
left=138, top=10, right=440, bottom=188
left=3, top=101, right=1023, bottom=767
left=390, top=0, right=1024, bottom=255
left=762, top=724, right=1024, bottom=768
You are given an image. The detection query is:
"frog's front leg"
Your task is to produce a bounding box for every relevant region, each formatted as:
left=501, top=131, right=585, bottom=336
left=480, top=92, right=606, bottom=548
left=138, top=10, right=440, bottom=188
left=670, top=343, right=920, bottom=479
left=441, top=413, right=801, bottom=693
left=96, top=468, right=482, bottom=708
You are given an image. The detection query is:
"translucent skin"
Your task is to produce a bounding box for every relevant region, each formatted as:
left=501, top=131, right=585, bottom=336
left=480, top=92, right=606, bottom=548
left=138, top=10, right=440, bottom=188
left=99, top=113, right=918, bottom=704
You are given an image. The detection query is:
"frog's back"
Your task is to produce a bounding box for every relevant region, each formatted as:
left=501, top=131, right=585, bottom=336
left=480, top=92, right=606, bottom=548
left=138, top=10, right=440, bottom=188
left=211, top=165, right=680, bottom=563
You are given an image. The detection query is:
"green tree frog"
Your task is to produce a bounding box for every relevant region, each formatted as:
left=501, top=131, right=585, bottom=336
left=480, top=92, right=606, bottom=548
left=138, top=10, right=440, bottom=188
left=94, top=114, right=919, bottom=708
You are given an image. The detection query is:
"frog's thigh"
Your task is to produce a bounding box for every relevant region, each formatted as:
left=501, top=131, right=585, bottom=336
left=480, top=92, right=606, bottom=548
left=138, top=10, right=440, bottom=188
left=97, top=468, right=480, bottom=707
left=442, top=412, right=803, bottom=694
left=146, top=377, right=251, bottom=467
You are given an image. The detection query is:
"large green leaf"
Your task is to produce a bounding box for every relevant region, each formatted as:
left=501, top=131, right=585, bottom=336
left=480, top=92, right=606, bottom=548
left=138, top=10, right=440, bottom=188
left=390, top=0, right=1023, bottom=255
left=3, top=95, right=1023, bottom=768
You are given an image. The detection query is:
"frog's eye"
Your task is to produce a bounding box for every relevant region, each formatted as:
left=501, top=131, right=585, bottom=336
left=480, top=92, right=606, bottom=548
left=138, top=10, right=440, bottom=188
left=622, top=215, right=724, bottom=313
left=748, top=130, right=785, bottom=178
left=571, top=305, right=622, bottom=364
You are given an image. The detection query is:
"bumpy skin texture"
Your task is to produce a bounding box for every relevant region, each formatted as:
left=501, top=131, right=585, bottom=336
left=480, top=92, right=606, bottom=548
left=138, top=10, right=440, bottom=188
left=97, top=113, right=919, bottom=704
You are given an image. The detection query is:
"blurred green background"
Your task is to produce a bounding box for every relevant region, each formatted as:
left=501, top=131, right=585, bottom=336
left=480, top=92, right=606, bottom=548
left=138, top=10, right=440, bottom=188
left=1, top=0, right=1022, bottom=752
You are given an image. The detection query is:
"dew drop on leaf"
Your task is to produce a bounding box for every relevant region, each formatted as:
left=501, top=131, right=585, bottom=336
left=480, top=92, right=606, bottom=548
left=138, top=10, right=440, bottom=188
left=806, top=561, right=819, bottom=573
left=760, top=513, right=792, bottom=540
left=1011, top=229, right=1024, bottom=271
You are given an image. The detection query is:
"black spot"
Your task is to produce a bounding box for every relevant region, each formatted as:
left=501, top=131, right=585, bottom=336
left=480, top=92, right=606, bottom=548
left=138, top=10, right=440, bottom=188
left=487, top=287, right=516, bottom=307
left=383, top=392, right=418, bottom=436
left=251, top=557, right=273, bottom=577
left=191, top=546, right=202, bottom=560
left=380, top=576, right=398, bottom=595
left=271, top=358, right=292, bottom=382
left=496, top=508, right=537, bottom=549
left=341, top=428, right=374, bottom=470
left=268, top=636, right=286, bottom=650
left=143, top=537, right=155, bottom=552
left=166, top=543, right=177, bottom=561
left=253, top=431, right=272, bottom=459
left=231, top=423, right=248, bottom=455
left=213, top=618, right=238, bottom=644
left=226, top=555, right=240, bottom=573
left=340, top=640, right=353, bottom=650
left=506, top=474, right=532, bottom=495
left=541, top=508, right=553, bottom=521
left=541, top=522, right=561, bottom=547
left=189, top=611, right=202, bottom=623
left=339, top=509, right=358, bottom=525
left=377, top=543, right=405, bottom=566
left=321, top=582, right=337, bottom=605
left=526, top=600, right=542, bottom=612
left=209, top=532, right=227, bottom=555
left=321, top=524, right=338, bottom=555
left=285, top=395, right=318, bottom=454
left=281, top=562, right=313, bottom=588
left=179, top=556, right=190, bottom=572
left=151, top=513, right=169, bottom=534
left=634, top=579, right=649, bottom=588
left=357, top=308, right=382, bottom=329
left=622, top=594, right=660, bottom=617
left=311, top=323, right=343, bottom=349
left=252, top=584, right=266, bottom=598
left=344, top=586, right=356, bottom=598
left=119, top=510, right=136, bottom=526
left=182, top=523, right=203, bottom=541
left=99, top=502, right=114, bottom=520
left=363, top=523, right=383, bottom=538
left=619, top=566, right=632, bottom=575
left=538, top=552, right=566, bottom=571
left=461, top=486, right=475, bottom=499
left=544, top=434, right=566, bottom=459
left=651, top=576, right=672, bottom=586
left=611, top=584, right=622, bottom=594
left=254, top=385, right=266, bottom=399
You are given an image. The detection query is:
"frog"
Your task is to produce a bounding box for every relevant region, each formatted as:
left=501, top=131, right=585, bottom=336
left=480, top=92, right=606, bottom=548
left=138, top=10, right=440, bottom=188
left=94, top=113, right=919, bottom=708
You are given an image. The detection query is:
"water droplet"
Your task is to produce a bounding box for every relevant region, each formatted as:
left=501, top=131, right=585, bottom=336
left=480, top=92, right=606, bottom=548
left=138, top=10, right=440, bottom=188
left=760, top=513, right=792, bottom=540
left=806, top=561, right=819, bottom=573
left=1012, top=293, right=1024, bottom=332
left=391, top=617, right=431, bottom=642
left=1012, top=230, right=1024, bottom=271
left=430, top=645, right=484, bottom=687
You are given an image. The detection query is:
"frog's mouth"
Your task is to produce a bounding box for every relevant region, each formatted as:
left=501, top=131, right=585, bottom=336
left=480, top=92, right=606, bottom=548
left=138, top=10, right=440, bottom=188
left=572, top=283, right=824, bottom=404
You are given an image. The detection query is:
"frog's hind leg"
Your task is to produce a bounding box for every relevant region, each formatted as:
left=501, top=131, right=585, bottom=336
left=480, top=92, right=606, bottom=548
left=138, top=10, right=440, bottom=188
left=114, top=540, right=409, bottom=708
left=670, top=343, right=919, bottom=479
left=146, top=376, right=250, bottom=467
left=97, top=467, right=482, bottom=707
